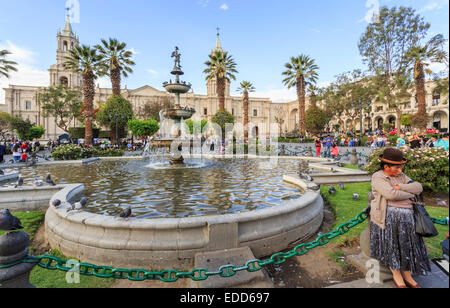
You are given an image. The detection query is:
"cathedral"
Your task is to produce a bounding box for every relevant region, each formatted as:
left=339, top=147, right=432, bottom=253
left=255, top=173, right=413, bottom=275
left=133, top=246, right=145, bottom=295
left=1, top=13, right=448, bottom=141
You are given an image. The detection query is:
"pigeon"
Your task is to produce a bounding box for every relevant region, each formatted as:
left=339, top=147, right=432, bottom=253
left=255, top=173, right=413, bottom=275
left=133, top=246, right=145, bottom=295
left=0, top=169, right=4, bottom=175
left=45, top=174, right=56, bottom=186
left=339, top=182, right=345, bottom=191
left=328, top=186, right=336, bottom=195
left=353, top=193, right=360, bottom=201
left=52, top=199, right=62, bottom=208
left=75, top=197, right=88, bottom=210
left=300, top=174, right=313, bottom=182
left=358, top=164, right=365, bottom=171
left=0, top=209, right=24, bottom=234
left=34, top=178, right=44, bottom=187
left=436, top=198, right=447, bottom=207
left=337, top=162, right=344, bottom=168
left=14, top=176, right=24, bottom=188
left=117, top=207, right=132, bottom=220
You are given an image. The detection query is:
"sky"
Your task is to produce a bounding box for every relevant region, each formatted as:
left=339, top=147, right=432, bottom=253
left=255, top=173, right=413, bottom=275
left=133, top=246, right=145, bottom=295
left=0, top=0, right=449, bottom=105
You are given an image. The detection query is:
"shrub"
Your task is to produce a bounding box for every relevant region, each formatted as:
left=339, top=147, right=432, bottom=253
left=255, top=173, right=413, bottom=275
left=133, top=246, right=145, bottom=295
left=51, top=145, right=124, bottom=160
left=365, top=147, right=449, bottom=193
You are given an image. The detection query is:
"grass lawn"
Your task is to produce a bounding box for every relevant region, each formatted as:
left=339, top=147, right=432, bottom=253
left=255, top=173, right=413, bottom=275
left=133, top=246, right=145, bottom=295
left=343, top=164, right=360, bottom=170
left=1, top=211, right=115, bottom=288
left=320, top=182, right=449, bottom=259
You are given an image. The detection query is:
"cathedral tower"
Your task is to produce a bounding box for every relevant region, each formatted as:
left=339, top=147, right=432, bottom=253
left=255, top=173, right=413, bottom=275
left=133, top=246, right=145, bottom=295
left=48, top=11, right=81, bottom=88
left=206, top=30, right=231, bottom=97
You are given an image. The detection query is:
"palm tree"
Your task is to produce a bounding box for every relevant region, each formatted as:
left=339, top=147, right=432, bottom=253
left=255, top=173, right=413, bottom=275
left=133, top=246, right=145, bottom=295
left=64, top=45, right=102, bottom=145
left=307, top=84, right=320, bottom=108
left=236, top=81, right=255, bottom=142
left=95, top=38, right=135, bottom=96
left=204, top=50, right=238, bottom=111
left=282, top=55, right=319, bottom=136
left=0, top=49, right=18, bottom=78
left=404, top=34, right=448, bottom=128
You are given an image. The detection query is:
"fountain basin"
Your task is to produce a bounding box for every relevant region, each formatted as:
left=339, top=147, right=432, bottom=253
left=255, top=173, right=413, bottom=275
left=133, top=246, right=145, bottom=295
left=161, top=108, right=195, bottom=120
left=45, top=183, right=323, bottom=269
left=164, top=83, right=191, bottom=94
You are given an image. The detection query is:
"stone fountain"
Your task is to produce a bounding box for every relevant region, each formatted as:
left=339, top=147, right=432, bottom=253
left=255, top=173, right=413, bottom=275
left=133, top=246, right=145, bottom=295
left=147, top=47, right=196, bottom=166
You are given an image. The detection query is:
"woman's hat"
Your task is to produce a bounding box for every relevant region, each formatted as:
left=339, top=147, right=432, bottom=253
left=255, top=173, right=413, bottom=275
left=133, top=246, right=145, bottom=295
left=379, top=148, right=407, bottom=165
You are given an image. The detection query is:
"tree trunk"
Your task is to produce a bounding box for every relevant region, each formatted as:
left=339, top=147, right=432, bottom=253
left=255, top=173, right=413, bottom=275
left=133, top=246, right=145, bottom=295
left=217, top=77, right=226, bottom=111
left=111, top=62, right=121, bottom=96
left=415, top=61, right=427, bottom=129
left=297, top=76, right=306, bottom=136
left=82, top=70, right=95, bottom=145
left=243, top=91, right=249, bottom=142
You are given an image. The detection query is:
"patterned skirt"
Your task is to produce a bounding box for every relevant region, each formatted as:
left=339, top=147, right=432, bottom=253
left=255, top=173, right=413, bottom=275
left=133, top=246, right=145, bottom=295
left=370, top=206, right=431, bottom=276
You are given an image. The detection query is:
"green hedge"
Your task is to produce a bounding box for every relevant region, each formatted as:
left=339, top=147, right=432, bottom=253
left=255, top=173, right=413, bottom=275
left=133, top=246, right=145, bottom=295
left=68, top=128, right=101, bottom=139
left=51, top=145, right=123, bottom=160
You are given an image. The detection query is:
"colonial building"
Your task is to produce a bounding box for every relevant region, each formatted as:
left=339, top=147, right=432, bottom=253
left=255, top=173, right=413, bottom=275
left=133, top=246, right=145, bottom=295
left=1, top=12, right=448, bottom=141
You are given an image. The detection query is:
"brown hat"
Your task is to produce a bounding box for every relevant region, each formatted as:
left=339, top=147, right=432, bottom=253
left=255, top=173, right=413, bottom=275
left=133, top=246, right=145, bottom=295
left=379, top=148, right=407, bottom=165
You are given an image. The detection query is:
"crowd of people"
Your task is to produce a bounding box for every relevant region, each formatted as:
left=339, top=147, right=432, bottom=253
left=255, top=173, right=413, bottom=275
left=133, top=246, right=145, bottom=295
left=0, top=140, right=42, bottom=164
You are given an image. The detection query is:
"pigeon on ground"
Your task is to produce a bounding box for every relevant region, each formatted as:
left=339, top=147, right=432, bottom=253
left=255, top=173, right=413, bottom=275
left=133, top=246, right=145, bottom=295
left=358, top=164, right=365, bottom=171
left=300, top=174, right=314, bottom=182
left=0, top=169, right=4, bottom=175
left=436, top=198, right=447, bottom=207
left=34, top=178, right=44, bottom=187
left=15, top=176, right=24, bottom=188
left=329, top=186, right=336, bottom=195
left=339, top=182, right=345, bottom=190
left=46, top=174, right=56, bottom=186
left=0, top=209, right=24, bottom=234
left=52, top=199, right=62, bottom=208
left=117, top=207, right=132, bottom=220
left=353, top=193, right=360, bottom=200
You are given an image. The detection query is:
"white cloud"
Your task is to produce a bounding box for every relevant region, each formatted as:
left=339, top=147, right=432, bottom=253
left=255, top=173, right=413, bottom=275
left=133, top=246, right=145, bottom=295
left=249, top=88, right=298, bottom=103
left=198, top=0, right=210, bottom=7
left=418, top=0, right=447, bottom=13
left=128, top=48, right=140, bottom=55
left=220, top=3, right=229, bottom=10
left=0, top=41, right=48, bottom=105
left=146, top=69, right=159, bottom=77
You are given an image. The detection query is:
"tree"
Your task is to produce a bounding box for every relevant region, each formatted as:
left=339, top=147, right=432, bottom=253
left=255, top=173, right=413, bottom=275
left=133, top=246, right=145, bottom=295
left=39, top=85, right=82, bottom=132
left=236, top=81, right=255, bottom=142
left=0, top=49, right=17, bottom=78
left=282, top=55, right=319, bottom=136
left=204, top=50, right=238, bottom=111
left=404, top=34, right=448, bottom=128
left=8, top=116, right=44, bottom=140
left=211, top=110, right=235, bottom=141
left=0, top=112, right=13, bottom=140
left=138, top=97, right=172, bottom=122
left=64, top=45, right=103, bottom=145
left=305, top=106, right=328, bottom=136
left=96, top=95, right=134, bottom=144
left=127, top=119, right=159, bottom=138
left=358, top=6, right=430, bottom=128
left=95, top=38, right=135, bottom=96
left=184, top=119, right=208, bottom=135
left=401, top=114, right=412, bottom=128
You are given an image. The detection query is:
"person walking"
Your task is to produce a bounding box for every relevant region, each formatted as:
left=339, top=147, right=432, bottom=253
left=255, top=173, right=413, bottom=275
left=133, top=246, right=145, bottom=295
left=369, top=148, right=431, bottom=288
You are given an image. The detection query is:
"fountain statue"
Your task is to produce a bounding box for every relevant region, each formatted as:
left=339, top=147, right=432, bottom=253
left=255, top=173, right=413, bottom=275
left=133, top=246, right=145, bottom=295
left=146, top=47, right=196, bottom=166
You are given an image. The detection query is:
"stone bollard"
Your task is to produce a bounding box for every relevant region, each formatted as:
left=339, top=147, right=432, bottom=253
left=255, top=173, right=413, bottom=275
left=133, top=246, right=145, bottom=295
left=280, top=145, right=286, bottom=156
left=350, top=148, right=359, bottom=165
left=0, top=232, right=36, bottom=288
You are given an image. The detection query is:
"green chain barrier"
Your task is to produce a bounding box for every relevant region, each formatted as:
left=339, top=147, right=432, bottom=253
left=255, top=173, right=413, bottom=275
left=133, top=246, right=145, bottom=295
left=1, top=211, right=447, bottom=283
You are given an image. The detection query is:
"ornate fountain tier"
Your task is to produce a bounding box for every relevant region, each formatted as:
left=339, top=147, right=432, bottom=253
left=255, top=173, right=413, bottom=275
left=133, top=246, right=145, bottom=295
left=145, top=46, right=196, bottom=166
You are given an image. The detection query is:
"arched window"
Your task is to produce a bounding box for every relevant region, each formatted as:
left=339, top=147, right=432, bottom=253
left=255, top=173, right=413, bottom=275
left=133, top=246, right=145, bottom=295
left=63, top=41, right=68, bottom=52
left=60, top=77, right=69, bottom=87
left=432, top=92, right=441, bottom=106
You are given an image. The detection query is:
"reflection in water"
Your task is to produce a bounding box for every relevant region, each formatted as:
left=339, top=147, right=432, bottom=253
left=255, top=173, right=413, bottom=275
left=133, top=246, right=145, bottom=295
left=3, top=158, right=304, bottom=218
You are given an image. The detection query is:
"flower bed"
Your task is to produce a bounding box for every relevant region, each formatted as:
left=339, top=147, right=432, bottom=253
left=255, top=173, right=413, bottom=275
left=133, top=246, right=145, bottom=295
left=51, top=145, right=124, bottom=161
left=365, top=147, right=449, bottom=193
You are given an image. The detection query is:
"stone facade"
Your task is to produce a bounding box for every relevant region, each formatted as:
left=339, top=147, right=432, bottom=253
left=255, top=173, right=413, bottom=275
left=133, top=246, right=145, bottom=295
left=1, top=14, right=448, bottom=141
